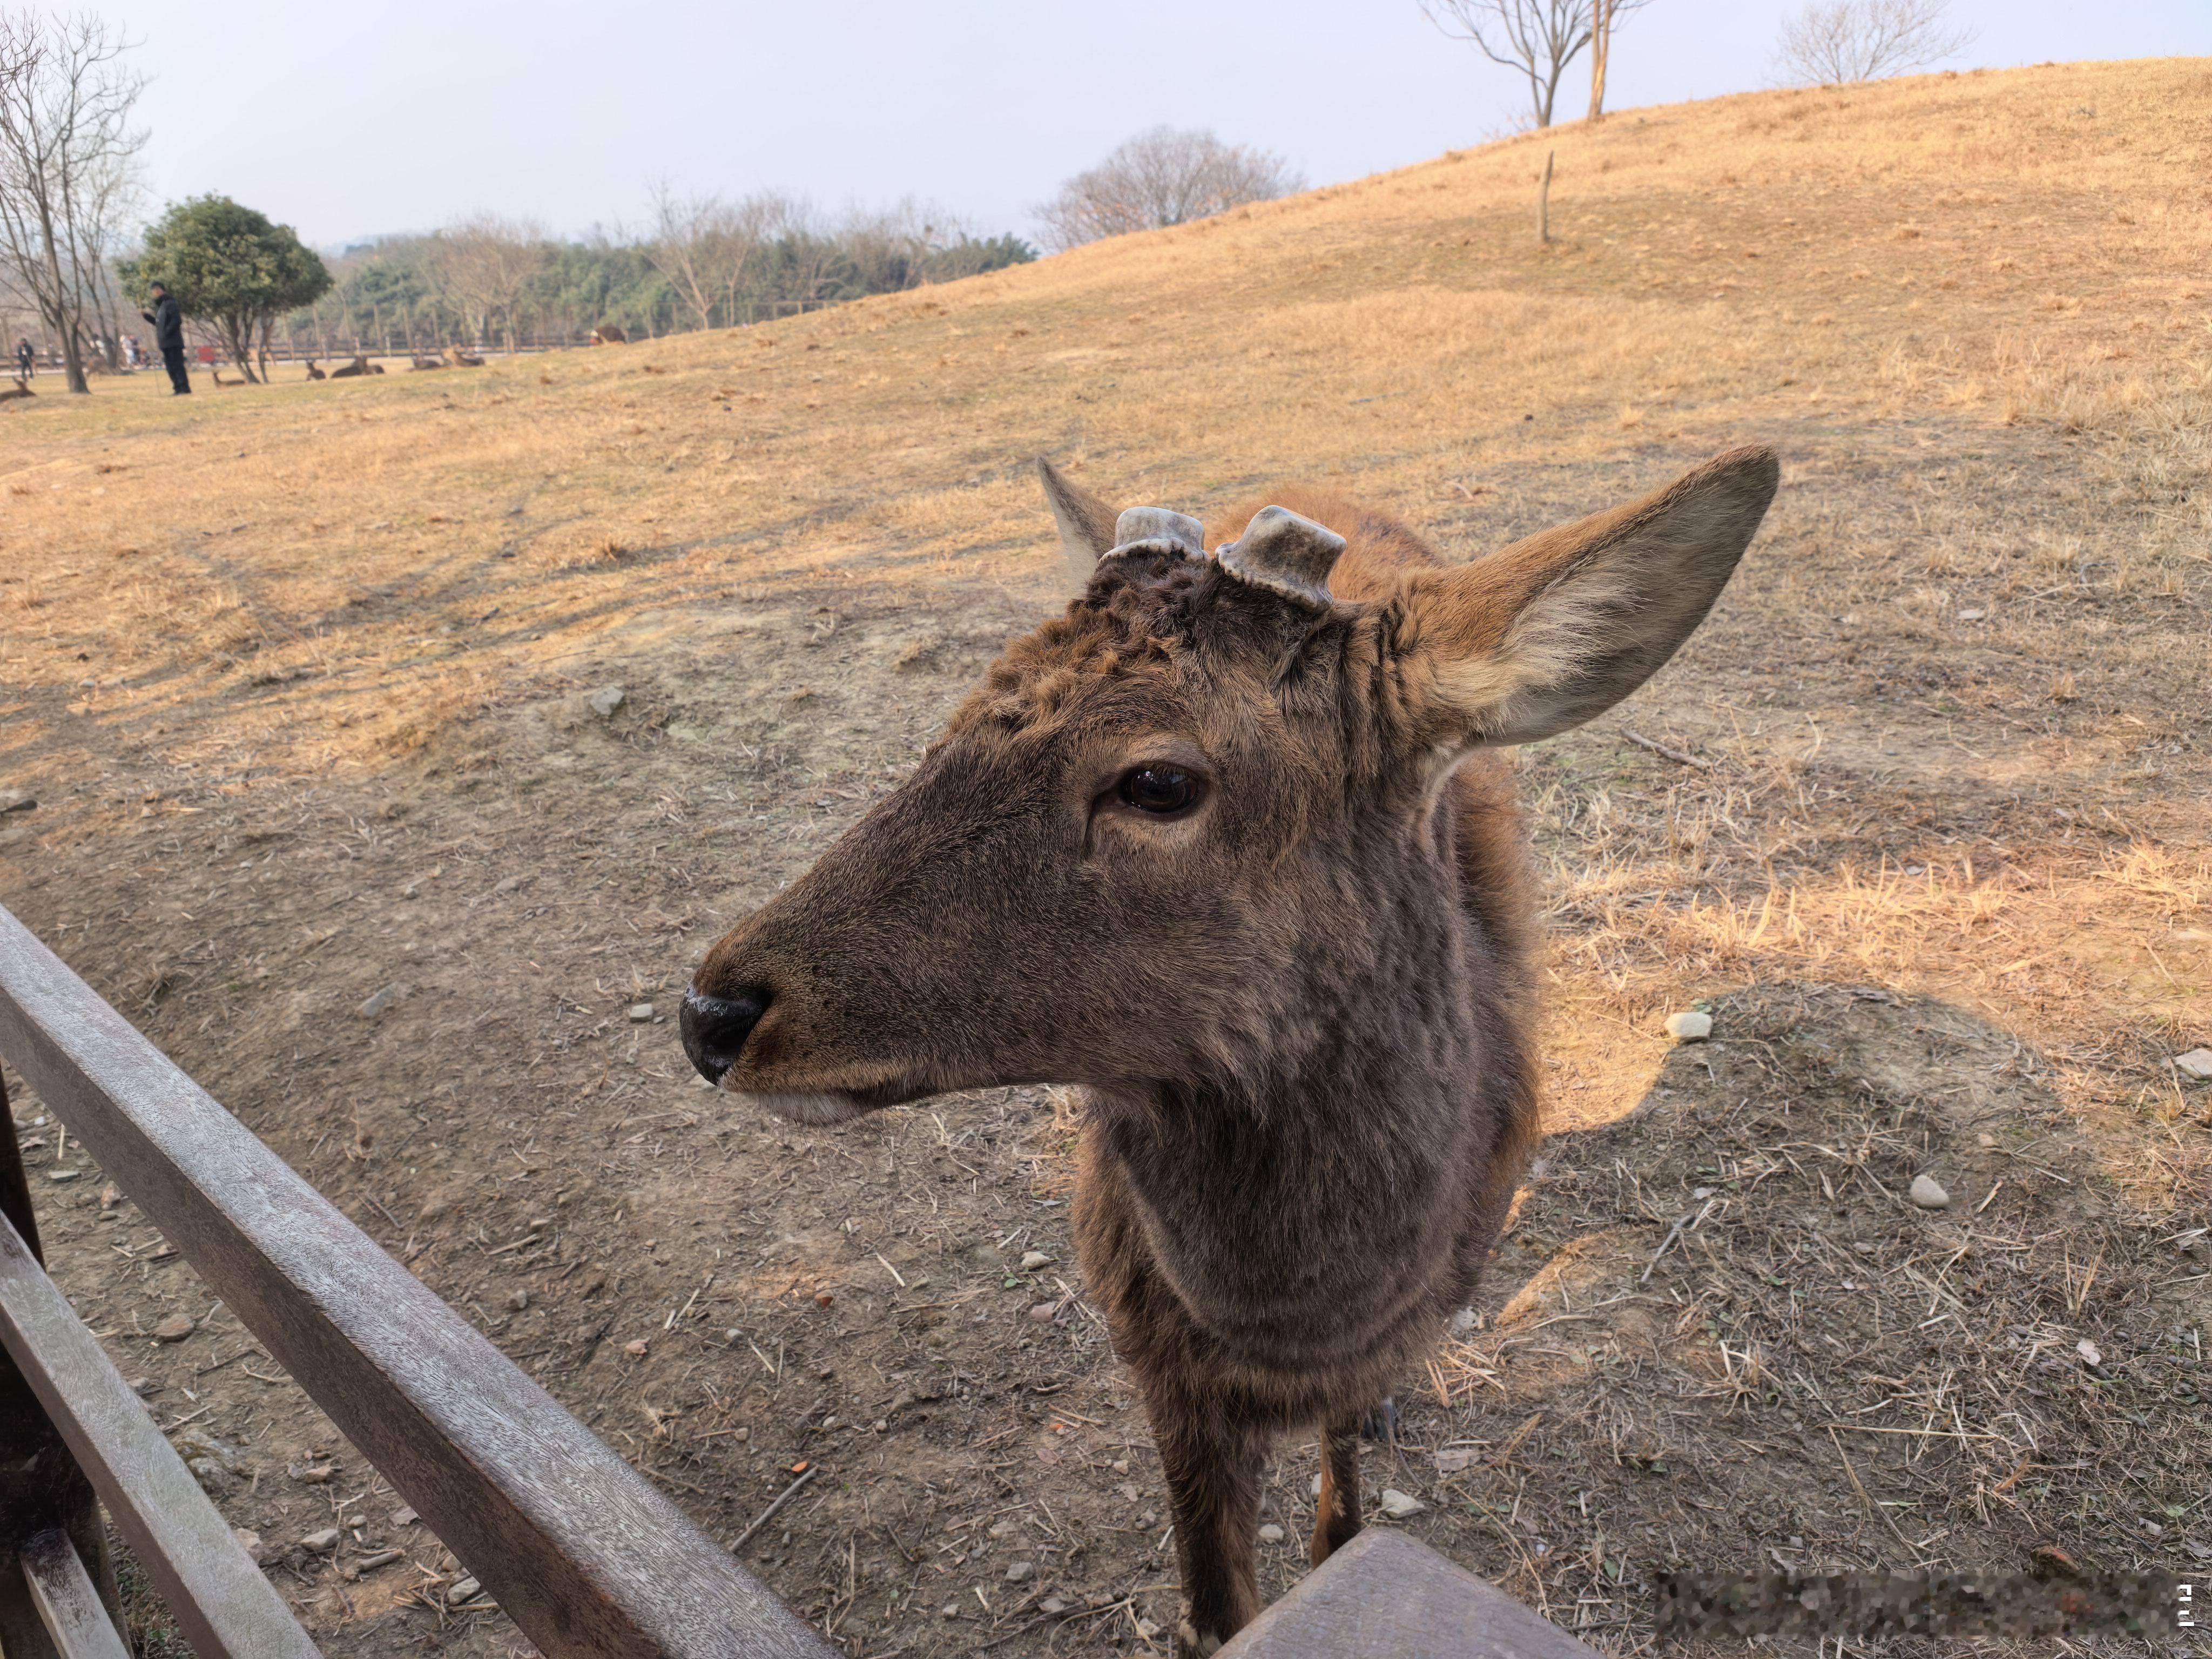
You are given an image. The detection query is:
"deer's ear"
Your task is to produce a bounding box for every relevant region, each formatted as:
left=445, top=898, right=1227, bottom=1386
left=1394, top=446, right=1778, bottom=750
left=1036, top=457, right=1120, bottom=590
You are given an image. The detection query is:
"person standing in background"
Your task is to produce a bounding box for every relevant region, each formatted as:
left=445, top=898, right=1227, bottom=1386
left=14, top=337, right=30, bottom=381
left=142, top=281, right=189, bottom=395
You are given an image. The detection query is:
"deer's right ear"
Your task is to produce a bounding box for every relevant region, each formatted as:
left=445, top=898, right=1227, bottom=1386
left=1392, top=445, right=1779, bottom=754
left=1036, top=457, right=1119, bottom=590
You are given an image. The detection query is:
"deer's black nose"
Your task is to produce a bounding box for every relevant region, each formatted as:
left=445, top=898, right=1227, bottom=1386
left=679, top=987, right=768, bottom=1084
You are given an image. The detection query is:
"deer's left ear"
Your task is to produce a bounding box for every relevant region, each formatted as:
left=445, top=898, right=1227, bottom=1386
left=1392, top=445, right=1779, bottom=750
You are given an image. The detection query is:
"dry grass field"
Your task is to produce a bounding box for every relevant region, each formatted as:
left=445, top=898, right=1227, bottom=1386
left=3, top=57, right=2209, bottom=1658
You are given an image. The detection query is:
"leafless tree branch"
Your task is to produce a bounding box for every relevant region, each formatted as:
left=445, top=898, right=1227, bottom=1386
left=641, top=184, right=788, bottom=332
left=431, top=212, right=549, bottom=353
left=0, top=10, right=145, bottom=392
left=1033, top=127, right=1301, bottom=252
left=1774, top=0, right=1975, bottom=86
left=1419, top=0, right=1649, bottom=129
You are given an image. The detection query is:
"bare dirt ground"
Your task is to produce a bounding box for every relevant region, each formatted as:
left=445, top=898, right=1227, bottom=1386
left=3, top=58, right=2208, bottom=1658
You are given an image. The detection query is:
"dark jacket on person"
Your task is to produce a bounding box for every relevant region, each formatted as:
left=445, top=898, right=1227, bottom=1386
left=142, top=293, right=184, bottom=353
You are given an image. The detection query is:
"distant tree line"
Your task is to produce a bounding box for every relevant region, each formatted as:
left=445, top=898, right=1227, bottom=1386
left=295, top=200, right=1034, bottom=356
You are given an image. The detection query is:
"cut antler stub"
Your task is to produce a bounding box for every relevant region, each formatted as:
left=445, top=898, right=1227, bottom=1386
left=1213, top=506, right=1347, bottom=611
left=1107, top=507, right=1206, bottom=563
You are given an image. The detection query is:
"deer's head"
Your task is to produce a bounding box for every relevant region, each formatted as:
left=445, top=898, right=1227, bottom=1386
left=682, top=448, right=1776, bottom=1121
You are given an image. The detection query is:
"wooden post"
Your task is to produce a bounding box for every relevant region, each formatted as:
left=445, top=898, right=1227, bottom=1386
left=0, top=1073, right=125, bottom=1659
left=1217, top=1529, right=1599, bottom=1657
left=1539, top=149, right=1555, bottom=245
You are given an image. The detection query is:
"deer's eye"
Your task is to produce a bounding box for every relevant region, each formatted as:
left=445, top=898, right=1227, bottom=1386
left=1118, top=766, right=1200, bottom=815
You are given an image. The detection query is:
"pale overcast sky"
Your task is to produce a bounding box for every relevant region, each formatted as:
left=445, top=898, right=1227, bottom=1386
left=109, top=0, right=2210, bottom=250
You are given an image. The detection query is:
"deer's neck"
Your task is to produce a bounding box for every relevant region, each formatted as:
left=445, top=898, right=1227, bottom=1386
left=1087, top=994, right=1491, bottom=1371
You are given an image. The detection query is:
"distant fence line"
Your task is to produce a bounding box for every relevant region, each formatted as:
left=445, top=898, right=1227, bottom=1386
left=8, top=298, right=844, bottom=373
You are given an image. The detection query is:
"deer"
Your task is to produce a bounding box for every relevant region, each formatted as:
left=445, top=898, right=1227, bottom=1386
left=448, top=345, right=485, bottom=367
left=329, top=355, right=376, bottom=379
left=679, top=444, right=1778, bottom=1656
left=303, top=358, right=326, bottom=381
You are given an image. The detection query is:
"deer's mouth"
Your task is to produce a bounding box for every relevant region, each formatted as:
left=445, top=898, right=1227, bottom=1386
left=716, top=1070, right=934, bottom=1124
left=718, top=1087, right=872, bottom=1126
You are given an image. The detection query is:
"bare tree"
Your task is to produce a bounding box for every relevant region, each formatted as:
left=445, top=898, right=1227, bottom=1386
left=432, top=212, right=548, bottom=352
left=1420, top=0, right=1650, bottom=130
left=1775, top=0, right=1975, bottom=86
left=640, top=184, right=785, bottom=331
left=1034, top=127, right=1301, bottom=252
left=0, top=12, right=145, bottom=393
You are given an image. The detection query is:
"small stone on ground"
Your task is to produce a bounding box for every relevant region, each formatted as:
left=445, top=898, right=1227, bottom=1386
left=2175, top=1048, right=2212, bottom=1081
left=586, top=686, right=626, bottom=718
left=1909, top=1174, right=1950, bottom=1209
left=357, top=981, right=409, bottom=1020
left=628, top=1002, right=655, bottom=1023
left=1378, top=1489, right=1426, bottom=1518
left=152, top=1313, right=194, bottom=1342
left=1004, top=1560, right=1034, bottom=1582
left=1664, top=1010, right=1713, bottom=1042
left=1257, top=1523, right=1285, bottom=1543
left=1019, top=1250, right=1052, bottom=1271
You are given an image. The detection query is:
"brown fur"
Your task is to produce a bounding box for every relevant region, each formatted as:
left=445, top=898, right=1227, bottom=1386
left=303, top=358, right=326, bottom=381
left=683, top=447, right=1777, bottom=1654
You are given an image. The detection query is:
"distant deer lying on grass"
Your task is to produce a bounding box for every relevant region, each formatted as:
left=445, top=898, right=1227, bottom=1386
left=302, top=358, right=326, bottom=381
left=328, top=355, right=382, bottom=378
left=682, top=446, right=1778, bottom=1655
left=448, top=345, right=485, bottom=367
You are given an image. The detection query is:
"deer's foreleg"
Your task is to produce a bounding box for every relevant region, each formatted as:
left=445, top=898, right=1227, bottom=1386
left=1144, top=1380, right=1266, bottom=1658
left=1310, top=1410, right=1365, bottom=1566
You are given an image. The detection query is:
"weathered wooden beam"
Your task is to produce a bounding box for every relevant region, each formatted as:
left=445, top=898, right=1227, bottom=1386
left=0, top=1071, right=122, bottom=1659
left=1217, top=1528, right=1601, bottom=1658
left=22, top=1530, right=133, bottom=1659
left=0, top=904, right=834, bottom=1659
left=0, top=1203, right=317, bottom=1659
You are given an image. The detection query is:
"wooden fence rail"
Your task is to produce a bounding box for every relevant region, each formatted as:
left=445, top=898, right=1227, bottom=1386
left=0, top=903, right=833, bottom=1658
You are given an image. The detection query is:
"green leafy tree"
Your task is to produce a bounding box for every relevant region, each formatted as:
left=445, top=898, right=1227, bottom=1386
left=122, top=195, right=330, bottom=383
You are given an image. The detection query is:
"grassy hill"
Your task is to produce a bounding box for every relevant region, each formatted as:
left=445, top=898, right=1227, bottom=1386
left=3, top=58, right=2208, bottom=1656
